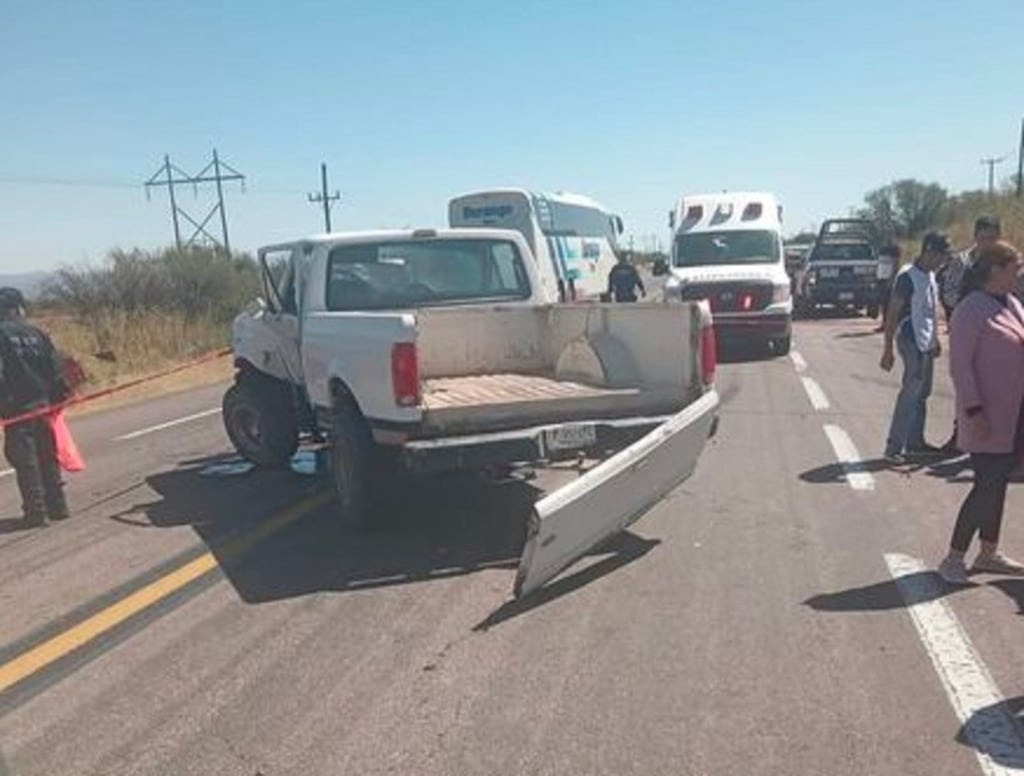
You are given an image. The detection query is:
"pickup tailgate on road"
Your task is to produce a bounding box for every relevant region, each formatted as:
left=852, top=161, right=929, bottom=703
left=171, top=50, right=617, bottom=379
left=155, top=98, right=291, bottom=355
left=515, top=388, right=719, bottom=597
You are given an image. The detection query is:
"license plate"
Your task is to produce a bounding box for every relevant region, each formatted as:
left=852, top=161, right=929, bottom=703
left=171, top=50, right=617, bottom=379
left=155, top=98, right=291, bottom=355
left=545, top=424, right=597, bottom=452
left=819, top=267, right=840, bottom=278
left=838, top=292, right=855, bottom=301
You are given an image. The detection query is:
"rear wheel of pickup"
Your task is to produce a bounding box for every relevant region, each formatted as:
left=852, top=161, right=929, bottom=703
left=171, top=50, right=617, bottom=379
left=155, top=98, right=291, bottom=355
left=223, top=378, right=298, bottom=468
left=330, top=407, right=378, bottom=531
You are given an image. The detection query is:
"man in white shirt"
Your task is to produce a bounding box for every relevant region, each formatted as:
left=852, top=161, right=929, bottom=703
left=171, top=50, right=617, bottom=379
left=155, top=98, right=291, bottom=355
left=880, top=232, right=951, bottom=464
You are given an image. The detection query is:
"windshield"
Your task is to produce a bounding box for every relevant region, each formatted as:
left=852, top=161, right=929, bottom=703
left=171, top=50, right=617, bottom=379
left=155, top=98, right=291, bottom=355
left=673, top=229, right=781, bottom=267
left=326, top=238, right=530, bottom=311
left=810, top=243, right=875, bottom=262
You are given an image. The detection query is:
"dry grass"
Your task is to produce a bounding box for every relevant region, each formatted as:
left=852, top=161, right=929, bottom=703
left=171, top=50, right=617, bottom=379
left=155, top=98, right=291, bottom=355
left=31, top=309, right=235, bottom=417
left=894, top=194, right=1024, bottom=263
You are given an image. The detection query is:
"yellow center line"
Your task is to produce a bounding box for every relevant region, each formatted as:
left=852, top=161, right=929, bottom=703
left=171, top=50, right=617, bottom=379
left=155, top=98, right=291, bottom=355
left=0, top=490, right=332, bottom=695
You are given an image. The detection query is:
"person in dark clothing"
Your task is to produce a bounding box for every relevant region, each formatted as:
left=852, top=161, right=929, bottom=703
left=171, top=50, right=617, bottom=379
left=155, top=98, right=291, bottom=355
left=607, top=256, right=646, bottom=302
left=0, top=288, right=72, bottom=527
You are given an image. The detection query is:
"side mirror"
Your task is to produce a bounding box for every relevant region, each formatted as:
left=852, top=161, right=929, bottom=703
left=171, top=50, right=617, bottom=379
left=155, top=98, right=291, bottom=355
left=668, top=210, right=676, bottom=230
left=652, top=258, right=669, bottom=277
left=615, top=216, right=624, bottom=235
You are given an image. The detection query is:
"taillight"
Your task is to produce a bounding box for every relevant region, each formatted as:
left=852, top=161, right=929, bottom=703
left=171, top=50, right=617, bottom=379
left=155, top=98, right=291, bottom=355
left=700, top=324, right=717, bottom=386
left=391, top=343, right=420, bottom=407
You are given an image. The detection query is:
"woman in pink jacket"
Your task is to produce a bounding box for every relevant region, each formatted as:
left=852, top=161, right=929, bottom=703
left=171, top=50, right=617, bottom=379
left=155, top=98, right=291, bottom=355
left=938, top=241, right=1024, bottom=584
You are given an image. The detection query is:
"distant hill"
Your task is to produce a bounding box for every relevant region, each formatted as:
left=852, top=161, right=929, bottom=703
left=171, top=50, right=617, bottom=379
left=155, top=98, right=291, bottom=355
left=0, top=271, right=51, bottom=299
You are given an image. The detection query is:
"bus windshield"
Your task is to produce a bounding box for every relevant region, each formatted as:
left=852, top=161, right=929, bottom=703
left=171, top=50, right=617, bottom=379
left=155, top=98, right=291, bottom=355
left=674, top=229, right=781, bottom=267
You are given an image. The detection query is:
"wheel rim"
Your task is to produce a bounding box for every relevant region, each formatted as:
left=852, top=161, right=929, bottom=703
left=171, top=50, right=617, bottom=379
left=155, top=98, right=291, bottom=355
left=232, top=405, right=263, bottom=450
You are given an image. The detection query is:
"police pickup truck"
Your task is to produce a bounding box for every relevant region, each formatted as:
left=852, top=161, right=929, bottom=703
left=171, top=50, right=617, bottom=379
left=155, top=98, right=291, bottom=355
left=794, top=219, right=882, bottom=318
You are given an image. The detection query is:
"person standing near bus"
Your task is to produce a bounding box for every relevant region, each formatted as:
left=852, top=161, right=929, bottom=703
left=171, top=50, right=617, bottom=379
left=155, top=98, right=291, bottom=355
left=607, top=255, right=646, bottom=303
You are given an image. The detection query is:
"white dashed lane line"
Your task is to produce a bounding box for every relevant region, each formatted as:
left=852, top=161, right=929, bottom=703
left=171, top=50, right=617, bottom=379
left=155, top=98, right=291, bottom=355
left=790, top=350, right=808, bottom=372
left=822, top=424, right=875, bottom=492
left=885, top=553, right=1024, bottom=775
left=115, top=408, right=221, bottom=441
left=800, top=376, right=830, bottom=411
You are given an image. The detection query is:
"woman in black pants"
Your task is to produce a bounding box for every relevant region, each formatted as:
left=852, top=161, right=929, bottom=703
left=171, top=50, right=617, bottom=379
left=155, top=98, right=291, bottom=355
left=938, top=242, right=1024, bottom=584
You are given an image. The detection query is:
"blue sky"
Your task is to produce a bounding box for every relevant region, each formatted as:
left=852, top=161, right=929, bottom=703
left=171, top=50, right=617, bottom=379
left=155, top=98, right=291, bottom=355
left=1, top=0, right=1022, bottom=272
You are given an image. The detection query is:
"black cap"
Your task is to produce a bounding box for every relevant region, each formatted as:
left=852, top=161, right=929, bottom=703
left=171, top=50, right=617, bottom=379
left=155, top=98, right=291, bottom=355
left=921, top=231, right=952, bottom=255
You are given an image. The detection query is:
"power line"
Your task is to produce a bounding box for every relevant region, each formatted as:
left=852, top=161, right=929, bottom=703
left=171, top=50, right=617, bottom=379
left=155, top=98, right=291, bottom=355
left=144, top=150, right=245, bottom=253
left=307, top=162, right=341, bottom=232
left=0, top=174, right=139, bottom=189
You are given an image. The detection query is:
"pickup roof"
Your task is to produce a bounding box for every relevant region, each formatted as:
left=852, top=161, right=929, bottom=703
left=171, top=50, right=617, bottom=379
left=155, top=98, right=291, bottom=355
left=224, top=228, right=719, bottom=596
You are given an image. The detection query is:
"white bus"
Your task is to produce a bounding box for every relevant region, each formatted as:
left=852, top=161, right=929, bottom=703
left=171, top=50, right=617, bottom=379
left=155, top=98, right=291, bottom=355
left=448, top=188, right=624, bottom=302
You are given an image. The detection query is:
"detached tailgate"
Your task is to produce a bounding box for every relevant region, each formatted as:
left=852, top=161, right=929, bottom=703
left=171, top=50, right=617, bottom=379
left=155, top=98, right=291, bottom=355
left=514, top=389, right=719, bottom=598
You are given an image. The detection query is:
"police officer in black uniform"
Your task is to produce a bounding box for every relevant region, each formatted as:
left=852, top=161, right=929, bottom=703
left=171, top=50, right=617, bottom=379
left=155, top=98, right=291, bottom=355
left=606, top=254, right=646, bottom=303
left=0, top=288, right=71, bottom=527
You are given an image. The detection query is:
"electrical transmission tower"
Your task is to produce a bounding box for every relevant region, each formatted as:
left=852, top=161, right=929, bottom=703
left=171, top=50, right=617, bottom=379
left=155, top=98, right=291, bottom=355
left=307, top=162, right=341, bottom=232
left=144, top=150, right=245, bottom=253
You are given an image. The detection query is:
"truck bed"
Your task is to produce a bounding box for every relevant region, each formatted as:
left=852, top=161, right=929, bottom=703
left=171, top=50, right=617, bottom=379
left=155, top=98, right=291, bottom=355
left=421, top=373, right=674, bottom=435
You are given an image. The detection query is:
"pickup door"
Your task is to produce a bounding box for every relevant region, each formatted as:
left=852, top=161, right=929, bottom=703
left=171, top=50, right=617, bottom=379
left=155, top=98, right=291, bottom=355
left=515, top=388, right=720, bottom=597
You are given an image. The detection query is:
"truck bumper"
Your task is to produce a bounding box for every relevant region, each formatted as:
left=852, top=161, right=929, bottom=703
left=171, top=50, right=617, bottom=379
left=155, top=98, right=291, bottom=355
left=400, top=407, right=720, bottom=475
left=804, top=285, right=880, bottom=307
left=712, top=312, right=792, bottom=343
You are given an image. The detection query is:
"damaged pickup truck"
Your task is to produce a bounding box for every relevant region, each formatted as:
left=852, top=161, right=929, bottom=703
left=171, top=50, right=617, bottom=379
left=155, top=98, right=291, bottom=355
left=223, top=228, right=719, bottom=597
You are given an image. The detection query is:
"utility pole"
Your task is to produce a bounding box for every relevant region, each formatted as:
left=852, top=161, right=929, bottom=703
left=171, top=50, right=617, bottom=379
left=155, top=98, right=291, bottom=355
left=307, top=162, right=341, bottom=232
left=144, top=150, right=245, bottom=253
left=1017, top=118, right=1023, bottom=198
left=981, top=155, right=1006, bottom=196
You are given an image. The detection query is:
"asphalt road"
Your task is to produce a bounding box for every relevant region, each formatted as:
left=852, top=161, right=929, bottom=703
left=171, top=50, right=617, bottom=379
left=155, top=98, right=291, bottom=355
left=3, top=315, right=1024, bottom=775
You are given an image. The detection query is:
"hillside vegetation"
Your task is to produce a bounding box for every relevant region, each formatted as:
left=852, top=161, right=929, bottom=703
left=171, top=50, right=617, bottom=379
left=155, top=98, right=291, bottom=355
left=857, top=180, right=1023, bottom=254
left=36, top=247, right=259, bottom=388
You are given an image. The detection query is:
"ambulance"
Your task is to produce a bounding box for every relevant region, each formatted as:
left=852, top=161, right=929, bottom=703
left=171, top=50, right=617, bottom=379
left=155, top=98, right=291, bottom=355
left=663, top=191, right=792, bottom=354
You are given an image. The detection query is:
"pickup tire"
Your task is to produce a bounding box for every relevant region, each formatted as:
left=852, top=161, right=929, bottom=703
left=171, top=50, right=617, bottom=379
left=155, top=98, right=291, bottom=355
left=222, top=379, right=299, bottom=468
left=866, top=303, right=880, bottom=319
left=330, top=407, right=377, bottom=531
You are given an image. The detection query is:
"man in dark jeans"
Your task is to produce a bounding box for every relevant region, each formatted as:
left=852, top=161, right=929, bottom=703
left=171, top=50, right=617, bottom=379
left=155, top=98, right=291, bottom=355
left=0, top=288, right=72, bottom=527
left=607, top=255, right=646, bottom=302
left=880, top=233, right=950, bottom=464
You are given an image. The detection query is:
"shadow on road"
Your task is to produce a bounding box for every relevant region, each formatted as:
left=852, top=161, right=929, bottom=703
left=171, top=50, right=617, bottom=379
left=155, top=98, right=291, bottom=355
left=804, top=571, right=966, bottom=612
left=0, top=517, right=33, bottom=535
left=833, top=329, right=880, bottom=339
left=473, top=531, right=660, bottom=631
left=956, top=696, right=1024, bottom=768
left=717, top=342, right=780, bottom=365
left=113, top=454, right=651, bottom=609
left=799, top=458, right=898, bottom=484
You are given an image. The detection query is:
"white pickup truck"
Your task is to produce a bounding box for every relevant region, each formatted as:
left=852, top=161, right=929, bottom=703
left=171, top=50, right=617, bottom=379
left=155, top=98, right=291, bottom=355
left=224, top=227, right=719, bottom=596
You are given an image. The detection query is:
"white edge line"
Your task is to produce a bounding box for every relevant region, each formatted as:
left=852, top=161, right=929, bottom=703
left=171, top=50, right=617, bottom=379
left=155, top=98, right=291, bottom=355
left=790, top=350, right=808, bottom=372
left=822, top=424, right=875, bottom=491
left=800, top=376, right=830, bottom=411
left=884, top=552, right=1024, bottom=775
left=116, top=408, right=221, bottom=441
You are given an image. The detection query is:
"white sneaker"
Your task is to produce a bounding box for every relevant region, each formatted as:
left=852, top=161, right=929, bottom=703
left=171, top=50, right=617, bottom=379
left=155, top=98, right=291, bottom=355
left=937, top=555, right=970, bottom=585
left=972, top=552, right=1024, bottom=576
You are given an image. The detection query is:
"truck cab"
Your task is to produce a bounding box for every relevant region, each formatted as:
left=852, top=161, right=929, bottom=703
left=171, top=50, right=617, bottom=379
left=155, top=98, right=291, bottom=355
left=664, top=191, right=792, bottom=355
